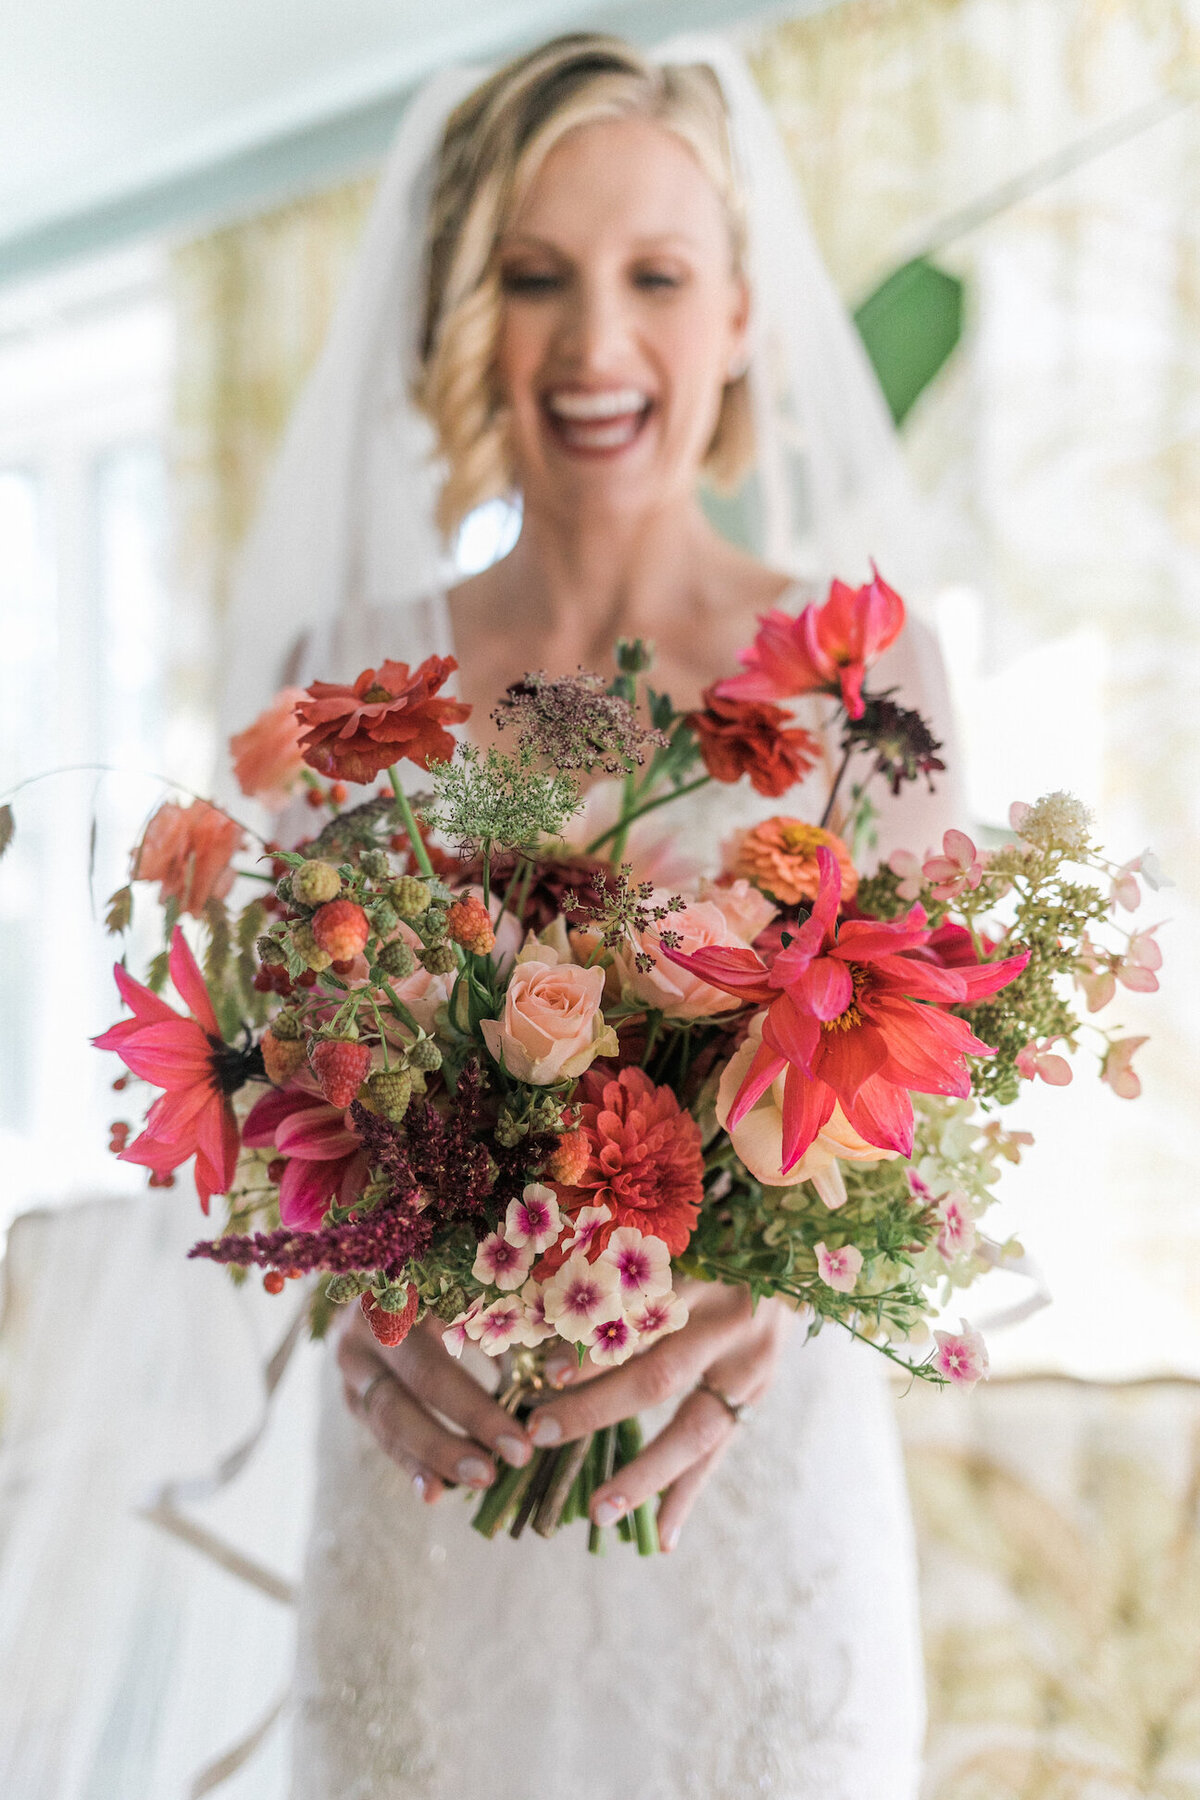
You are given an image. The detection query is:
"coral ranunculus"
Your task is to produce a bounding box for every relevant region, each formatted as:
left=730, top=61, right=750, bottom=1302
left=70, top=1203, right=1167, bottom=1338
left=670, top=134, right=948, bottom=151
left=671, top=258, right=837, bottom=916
left=728, top=817, right=858, bottom=907
left=686, top=686, right=820, bottom=798
left=93, top=927, right=242, bottom=1210
left=718, top=568, right=905, bottom=720
left=132, top=800, right=244, bottom=918
left=230, top=685, right=307, bottom=806
left=296, top=656, right=471, bottom=785
left=548, top=1067, right=704, bottom=1262
left=665, top=847, right=1030, bottom=1170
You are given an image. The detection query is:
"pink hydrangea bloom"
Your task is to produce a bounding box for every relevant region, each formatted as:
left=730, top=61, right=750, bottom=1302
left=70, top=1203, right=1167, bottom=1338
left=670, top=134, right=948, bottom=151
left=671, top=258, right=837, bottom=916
left=922, top=829, right=984, bottom=902
left=599, top=1226, right=672, bottom=1301
left=932, top=1320, right=989, bottom=1386
left=472, top=1228, right=534, bottom=1292
left=1110, top=858, right=1142, bottom=912
left=1101, top=1035, right=1149, bottom=1099
left=814, top=1241, right=863, bottom=1294
left=887, top=849, right=925, bottom=902
left=1016, top=1038, right=1073, bottom=1086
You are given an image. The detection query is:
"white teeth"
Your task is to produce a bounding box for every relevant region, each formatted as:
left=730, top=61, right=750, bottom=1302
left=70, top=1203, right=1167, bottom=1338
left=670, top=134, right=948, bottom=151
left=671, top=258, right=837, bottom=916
left=558, top=417, right=642, bottom=449
left=547, top=388, right=648, bottom=421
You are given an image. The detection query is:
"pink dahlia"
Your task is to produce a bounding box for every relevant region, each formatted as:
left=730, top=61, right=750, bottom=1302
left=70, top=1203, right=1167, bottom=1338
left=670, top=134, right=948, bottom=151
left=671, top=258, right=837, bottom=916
left=242, top=1075, right=369, bottom=1229
left=94, top=927, right=241, bottom=1211
left=544, top=1067, right=704, bottom=1267
left=718, top=568, right=906, bottom=721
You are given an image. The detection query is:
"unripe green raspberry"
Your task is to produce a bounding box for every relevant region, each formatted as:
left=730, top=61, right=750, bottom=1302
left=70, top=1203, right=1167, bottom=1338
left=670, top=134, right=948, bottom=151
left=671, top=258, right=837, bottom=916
left=325, top=1273, right=365, bottom=1304
left=376, top=938, right=415, bottom=979
left=421, top=943, right=457, bottom=975
left=290, top=920, right=332, bottom=972
left=270, top=1009, right=304, bottom=1041
left=359, top=848, right=390, bottom=880
left=293, top=860, right=342, bottom=906
left=435, top=1284, right=469, bottom=1322
left=376, top=1283, right=416, bottom=1314
left=422, top=907, right=449, bottom=945
left=390, top=876, right=431, bottom=919
left=367, top=1066, right=413, bottom=1121
left=275, top=874, right=296, bottom=908
left=408, top=1067, right=427, bottom=1096
left=371, top=901, right=399, bottom=937
left=256, top=934, right=287, bottom=966
left=407, top=1037, right=442, bottom=1073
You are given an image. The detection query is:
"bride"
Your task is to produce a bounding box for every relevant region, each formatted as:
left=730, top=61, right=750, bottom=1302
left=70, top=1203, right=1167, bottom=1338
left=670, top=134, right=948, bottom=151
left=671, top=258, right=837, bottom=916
left=228, top=31, right=953, bottom=1800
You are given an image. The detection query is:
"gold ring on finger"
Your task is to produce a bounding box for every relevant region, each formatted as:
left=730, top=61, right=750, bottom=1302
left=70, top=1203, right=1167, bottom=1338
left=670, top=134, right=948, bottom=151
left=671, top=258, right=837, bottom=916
left=697, top=1376, right=754, bottom=1426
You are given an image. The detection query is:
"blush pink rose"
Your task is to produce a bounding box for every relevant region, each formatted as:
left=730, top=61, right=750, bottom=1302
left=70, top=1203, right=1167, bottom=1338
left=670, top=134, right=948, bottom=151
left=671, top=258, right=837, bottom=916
left=715, top=1015, right=895, bottom=1205
left=610, top=889, right=763, bottom=1021
left=480, top=957, right=614, bottom=1086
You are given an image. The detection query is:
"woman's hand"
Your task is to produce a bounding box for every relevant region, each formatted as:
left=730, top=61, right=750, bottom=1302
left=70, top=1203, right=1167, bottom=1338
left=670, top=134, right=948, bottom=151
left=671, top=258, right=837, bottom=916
left=337, top=1307, right=534, bottom=1502
left=528, top=1282, right=795, bottom=1553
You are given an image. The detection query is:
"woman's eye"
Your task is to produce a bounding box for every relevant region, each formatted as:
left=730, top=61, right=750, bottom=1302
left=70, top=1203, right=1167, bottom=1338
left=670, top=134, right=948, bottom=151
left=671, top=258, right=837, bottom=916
left=501, top=269, right=564, bottom=296
left=633, top=269, right=683, bottom=292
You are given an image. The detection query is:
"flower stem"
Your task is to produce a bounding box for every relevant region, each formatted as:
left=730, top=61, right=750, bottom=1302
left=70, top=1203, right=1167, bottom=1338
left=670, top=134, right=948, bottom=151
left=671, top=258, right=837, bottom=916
left=584, top=774, right=713, bottom=857
left=819, top=746, right=854, bottom=831
left=387, top=767, right=435, bottom=879
left=471, top=1460, right=531, bottom=1538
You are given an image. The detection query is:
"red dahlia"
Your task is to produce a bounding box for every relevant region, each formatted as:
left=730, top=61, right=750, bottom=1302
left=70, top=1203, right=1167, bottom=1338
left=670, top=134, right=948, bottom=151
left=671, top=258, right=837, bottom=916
left=296, top=656, right=471, bottom=785
left=545, top=1066, right=704, bottom=1266
left=686, top=686, right=820, bottom=798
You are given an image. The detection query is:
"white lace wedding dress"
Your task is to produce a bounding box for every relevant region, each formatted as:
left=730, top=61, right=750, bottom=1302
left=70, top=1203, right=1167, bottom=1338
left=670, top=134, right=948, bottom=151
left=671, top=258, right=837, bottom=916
left=287, top=591, right=953, bottom=1800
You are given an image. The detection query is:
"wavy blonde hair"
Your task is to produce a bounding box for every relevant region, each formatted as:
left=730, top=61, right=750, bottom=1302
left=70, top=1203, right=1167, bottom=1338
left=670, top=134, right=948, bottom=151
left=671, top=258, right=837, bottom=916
left=416, top=34, right=753, bottom=539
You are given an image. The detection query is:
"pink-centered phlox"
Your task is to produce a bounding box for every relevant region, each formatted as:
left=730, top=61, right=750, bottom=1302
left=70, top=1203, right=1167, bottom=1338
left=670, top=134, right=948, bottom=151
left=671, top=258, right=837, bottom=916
left=932, top=1320, right=989, bottom=1386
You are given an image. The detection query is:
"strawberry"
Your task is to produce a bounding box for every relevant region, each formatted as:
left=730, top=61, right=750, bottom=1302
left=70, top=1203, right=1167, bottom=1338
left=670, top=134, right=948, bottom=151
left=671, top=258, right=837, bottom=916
left=310, top=1036, right=372, bottom=1108
left=312, top=898, right=370, bottom=961
left=361, top=1285, right=419, bottom=1347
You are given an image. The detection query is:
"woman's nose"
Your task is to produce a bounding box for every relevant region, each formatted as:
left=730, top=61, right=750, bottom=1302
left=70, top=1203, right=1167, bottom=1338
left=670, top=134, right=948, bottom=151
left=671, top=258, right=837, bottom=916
left=557, top=274, right=636, bottom=373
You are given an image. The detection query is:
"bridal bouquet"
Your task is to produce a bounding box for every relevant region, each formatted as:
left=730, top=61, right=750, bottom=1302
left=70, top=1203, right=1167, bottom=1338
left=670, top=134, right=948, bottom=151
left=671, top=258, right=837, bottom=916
left=77, top=573, right=1164, bottom=1553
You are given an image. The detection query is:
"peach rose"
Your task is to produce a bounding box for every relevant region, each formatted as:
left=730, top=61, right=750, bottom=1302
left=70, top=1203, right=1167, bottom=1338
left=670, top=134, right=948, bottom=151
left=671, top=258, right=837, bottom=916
left=715, top=1015, right=895, bottom=1204
left=481, top=954, right=616, bottom=1086
left=132, top=799, right=244, bottom=918
left=229, top=687, right=307, bottom=808
left=694, top=877, right=778, bottom=944
left=610, top=889, right=761, bottom=1022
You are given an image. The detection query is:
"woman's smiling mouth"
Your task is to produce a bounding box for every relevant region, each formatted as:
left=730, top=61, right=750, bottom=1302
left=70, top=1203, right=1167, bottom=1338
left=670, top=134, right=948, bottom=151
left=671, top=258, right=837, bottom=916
left=543, top=387, right=653, bottom=454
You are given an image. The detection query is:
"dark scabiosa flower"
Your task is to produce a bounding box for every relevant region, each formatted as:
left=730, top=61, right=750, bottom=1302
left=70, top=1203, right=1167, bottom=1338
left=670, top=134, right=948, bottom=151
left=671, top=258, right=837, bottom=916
left=841, top=694, right=946, bottom=796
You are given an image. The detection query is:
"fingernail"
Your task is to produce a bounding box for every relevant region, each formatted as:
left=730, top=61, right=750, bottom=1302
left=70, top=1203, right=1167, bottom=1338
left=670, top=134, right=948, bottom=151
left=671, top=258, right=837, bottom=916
left=660, top=1524, right=679, bottom=1553
left=545, top=1358, right=575, bottom=1388
left=496, top=1433, right=531, bottom=1468
left=457, top=1456, right=493, bottom=1488
left=593, top=1496, right=626, bottom=1528
left=412, top=1472, right=427, bottom=1500
left=530, top=1414, right=562, bottom=1448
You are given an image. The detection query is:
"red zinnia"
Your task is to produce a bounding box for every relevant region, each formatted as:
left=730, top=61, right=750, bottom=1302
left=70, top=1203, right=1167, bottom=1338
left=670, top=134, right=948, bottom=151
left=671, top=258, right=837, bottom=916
left=93, top=927, right=242, bottom=1210
left=544, top=1067, right=704, bottom=1266
left=665, top=847, right=1029, bottom=1170
left=296, top=656, right=471, bottom=785
left=686, top=686, right=820, bottom=798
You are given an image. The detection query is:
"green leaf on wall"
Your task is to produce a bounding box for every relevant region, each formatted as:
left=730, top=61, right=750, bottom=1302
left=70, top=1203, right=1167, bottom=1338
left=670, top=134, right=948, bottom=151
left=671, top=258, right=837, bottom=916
left=854, top=257, right=964, bottom=426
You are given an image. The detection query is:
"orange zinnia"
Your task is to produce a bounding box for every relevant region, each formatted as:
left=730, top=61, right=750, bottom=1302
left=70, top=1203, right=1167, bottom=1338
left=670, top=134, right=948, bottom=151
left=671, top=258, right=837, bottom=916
left=729, top=818, right=858, bottom=907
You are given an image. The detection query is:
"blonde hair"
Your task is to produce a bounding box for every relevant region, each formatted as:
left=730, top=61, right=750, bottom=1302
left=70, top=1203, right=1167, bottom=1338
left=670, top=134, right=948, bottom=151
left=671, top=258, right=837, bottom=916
left=416, top=34, right=753, bottom=538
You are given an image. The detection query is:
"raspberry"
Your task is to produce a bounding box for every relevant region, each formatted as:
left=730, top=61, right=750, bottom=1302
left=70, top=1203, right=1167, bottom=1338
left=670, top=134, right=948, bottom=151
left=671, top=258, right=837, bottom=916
left=330, top=782, right=348, bottom=805
left=310, top=1036, right=372, bottom=1108
left=263, top=1270, right=286, bottom=1294
left=422, top=907, right=449, bottom=944
left=389, top=875, right=431, bottom=919
left=376, top=938, right=415, bottom=980
left=296, top=969, right=318, bottom=988
left=331, top=957, right=358, bottom=976
left=420, top=943, right=457, bottom=976
left=294, top=859, right=342, bottom=907
left=256, top=934, right=288, bottom=967
left=445, top=895, right=495, bottom=956
left=325, top=1273, right=364, bottom=1304
left=111, top=1075, right=128, bottom=1091
left=262, top=1029, right=307, bottom=1085
left=361, top=1285, right=419, bottom=1347
left=312, top=899, right=370, bottom=962
left=305, top=787, right=325, bottom=810
left=367, top=1067, right=412, bottom=1122
left=271, top=1009, right=304, bottom=1040
left=407, top=1037, right=442, bottom=1073
left=275, top=875, right=296, bottom=907
left=267, top=1157, right=287, bottom=1182
left=359, top=848, right=390, bottom=881
left=546, top=1129, right=590, bottom=1186
left=290, top=921, right=332, bottom=972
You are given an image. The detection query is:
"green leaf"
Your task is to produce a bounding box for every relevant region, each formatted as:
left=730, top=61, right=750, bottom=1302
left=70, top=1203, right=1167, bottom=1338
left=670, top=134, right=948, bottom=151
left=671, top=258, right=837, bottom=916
left=854, top=257, right=964, bottom=427
left=0, top=804, right=13, bottom=858
left=104, top=884, right=133, bottom=935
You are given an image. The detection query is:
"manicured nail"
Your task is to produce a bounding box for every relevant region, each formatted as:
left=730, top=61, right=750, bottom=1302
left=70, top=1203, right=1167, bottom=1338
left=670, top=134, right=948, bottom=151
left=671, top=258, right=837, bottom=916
left=593, top=1496, right=626, bottom=1528
left=497, top=1433, right=531, bottom=1468
left=412, top=1472, right=427, bottom=1500
left=545, top=1358, right=575, bottom=1388
left=530, top=1414, right=562, bottom=1448
left=660, top=1524, right=679, bottom=1553
left=457, top=1456, right=493, bottom=1488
